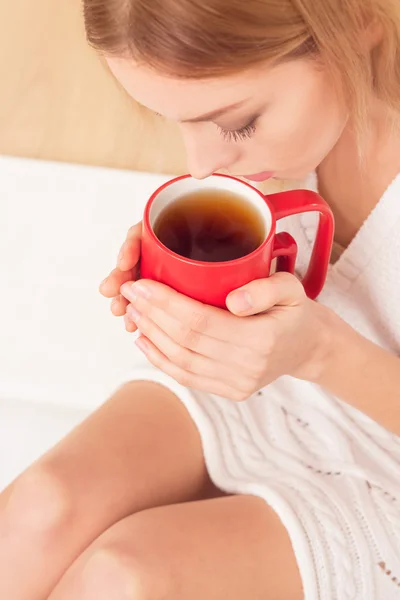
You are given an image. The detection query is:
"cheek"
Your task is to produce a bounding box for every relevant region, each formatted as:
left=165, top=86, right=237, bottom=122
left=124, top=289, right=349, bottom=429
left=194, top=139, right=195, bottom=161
left=302, top=83, right=347, bottom=151
left=284, top=100, right=344, bottom=160
left=254, top=76, right=347, bottom=172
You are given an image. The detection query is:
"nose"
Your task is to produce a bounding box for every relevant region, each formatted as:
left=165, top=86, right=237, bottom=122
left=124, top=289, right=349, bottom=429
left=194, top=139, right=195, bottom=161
left=180, top=125, right=238, bottom=179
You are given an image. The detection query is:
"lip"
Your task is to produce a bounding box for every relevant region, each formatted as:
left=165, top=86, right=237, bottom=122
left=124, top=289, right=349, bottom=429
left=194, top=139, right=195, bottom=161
left=242, top=171, right=274, bottom=182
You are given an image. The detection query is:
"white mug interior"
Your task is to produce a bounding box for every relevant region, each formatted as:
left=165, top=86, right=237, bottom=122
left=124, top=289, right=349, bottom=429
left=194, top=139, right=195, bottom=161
left=149, top=175, right=272, bottom=241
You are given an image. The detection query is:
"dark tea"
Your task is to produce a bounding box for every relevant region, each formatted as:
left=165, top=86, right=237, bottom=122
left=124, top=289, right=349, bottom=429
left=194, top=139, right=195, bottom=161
left=153, top=189, right=265, bottom=262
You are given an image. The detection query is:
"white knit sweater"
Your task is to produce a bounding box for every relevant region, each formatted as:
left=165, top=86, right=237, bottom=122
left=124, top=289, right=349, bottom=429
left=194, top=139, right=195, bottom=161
left=132, top=173, right=400, bottom=599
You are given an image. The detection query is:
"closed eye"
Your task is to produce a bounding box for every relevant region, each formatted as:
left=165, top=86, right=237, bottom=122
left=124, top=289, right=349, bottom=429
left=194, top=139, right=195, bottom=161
left=217, top=119, right=257, bottom=143
left=153, top=110, right=258, bottom=143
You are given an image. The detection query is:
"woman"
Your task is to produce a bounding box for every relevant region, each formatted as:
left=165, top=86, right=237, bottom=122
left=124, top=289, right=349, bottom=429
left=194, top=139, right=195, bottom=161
left=1, top=0, right=400, bottom=598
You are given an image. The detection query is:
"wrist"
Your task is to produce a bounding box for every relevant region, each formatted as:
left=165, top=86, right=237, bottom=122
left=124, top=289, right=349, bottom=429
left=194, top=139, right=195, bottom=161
left=300, top=302, right=344, bottom=384
left=309, top=305, right=358, bottom=386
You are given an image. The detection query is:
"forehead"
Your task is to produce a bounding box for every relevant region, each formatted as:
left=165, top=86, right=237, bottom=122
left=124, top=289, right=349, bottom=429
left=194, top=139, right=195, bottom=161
left=106, top=57, right=265, bottom=119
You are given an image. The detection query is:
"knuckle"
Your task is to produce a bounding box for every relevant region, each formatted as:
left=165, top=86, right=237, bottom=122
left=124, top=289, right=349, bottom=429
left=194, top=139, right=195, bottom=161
left=189, top=310, right=209, bottom=334
left=111, top=297, right=126, bottom=317
left=174, top=322, right=201, bottom=349
left=153, top=295, right=172, bottom=315
left=236, top=377, right=258, bottom=401
left=6, top=465, right=72, bottom=535
left=148, top=354, right=162, bottom=371
left=274, top=270, right=294, bottom=284
left=244, top=382, right=258, bottom=398
left=239, top=346, right=256, bottom=365
left=246, top=360, right=266, bottom=380
left=143, top=348, right=161, bottom=370
left=231, top=388, right=251, bottom=402
left=127, top=223, right=141, bottom=240
left=170, top=346, right=193, bottom=372
left=256, top=329, right=276, bottom=357
left=174, top=370, right=193, bottom=388
left=137, top=316, right=151, bottom=335
left=275, top=271, right=305, bottom=296
left=252, top=342, right=268, bottom=360
left=182, top=327, right=201, bottom=350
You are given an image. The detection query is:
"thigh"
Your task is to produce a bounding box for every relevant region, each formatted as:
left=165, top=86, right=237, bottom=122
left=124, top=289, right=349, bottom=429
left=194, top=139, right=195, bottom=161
left=49, top=495, right=303, bottom=600
left=0, top=380, right=216, bottom=600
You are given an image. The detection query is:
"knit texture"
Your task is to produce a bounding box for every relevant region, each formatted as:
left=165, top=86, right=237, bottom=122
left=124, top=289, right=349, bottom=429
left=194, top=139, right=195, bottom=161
left=131, top=173, right=400, bottom=599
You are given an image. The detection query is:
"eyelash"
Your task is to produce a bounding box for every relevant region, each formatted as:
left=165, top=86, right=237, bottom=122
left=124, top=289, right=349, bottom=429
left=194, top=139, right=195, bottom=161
left=217, top=119, right=257, bottom=143
left=153, top=111, right=258, bottom=143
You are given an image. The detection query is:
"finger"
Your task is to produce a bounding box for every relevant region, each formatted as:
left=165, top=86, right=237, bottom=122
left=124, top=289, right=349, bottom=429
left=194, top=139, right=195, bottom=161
left=117, top=223, right=142, bottom=272
left=124, top=313, right=138, bottom=333
left=120, top=280, right=253, bottom=347
left=135, top=336, right=251, bottom=402
left=111, top=295, right=130, bottom=317
left=100, top=269, right=135, bottom=298
left=226, top=272, right=305, bottom=316
left=127, top=306, right=250, bottom=389
left=126, top=302, right=260, bottom=372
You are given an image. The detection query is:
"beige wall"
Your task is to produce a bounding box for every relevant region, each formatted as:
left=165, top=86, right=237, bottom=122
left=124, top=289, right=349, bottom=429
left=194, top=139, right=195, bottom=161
left=0, top=0, right=187, bottom=174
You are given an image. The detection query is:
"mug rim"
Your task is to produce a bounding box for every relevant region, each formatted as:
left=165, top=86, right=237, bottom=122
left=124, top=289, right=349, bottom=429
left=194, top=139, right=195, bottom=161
left=143, top=173, right=277, bottom=268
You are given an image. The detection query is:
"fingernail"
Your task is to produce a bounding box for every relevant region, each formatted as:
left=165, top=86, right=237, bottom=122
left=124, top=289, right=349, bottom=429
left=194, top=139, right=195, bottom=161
left=135, top=337, right=149, bottom=353
left=124, top=314, right=136, bottom=332
left=121, top=282, right=136, bottom=301
left=121, top=282, right=150, bottom=302
left=229, top=290, right=252, bottom=313
left=132, top=282, right=151, bottom=299
left=118, top=243, right=126, bottom=264
left=100, top=276, right=109, bottom=288
left=127, top=304, right=141, bottom=323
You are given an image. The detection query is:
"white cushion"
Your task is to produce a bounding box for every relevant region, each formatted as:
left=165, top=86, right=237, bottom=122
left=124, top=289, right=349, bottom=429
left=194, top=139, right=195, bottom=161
left=0, top=157, right=172, bottom=488
left=0, top=398, right=87, bottom=489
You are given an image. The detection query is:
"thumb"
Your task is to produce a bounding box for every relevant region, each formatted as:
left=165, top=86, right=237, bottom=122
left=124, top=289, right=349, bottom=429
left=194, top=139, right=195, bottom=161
left=226, top=272, right=305, bottom=316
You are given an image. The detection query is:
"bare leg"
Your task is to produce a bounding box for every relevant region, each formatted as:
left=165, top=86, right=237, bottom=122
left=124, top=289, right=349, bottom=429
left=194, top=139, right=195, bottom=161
left=0, top=381, right=216, bottom=600
left=49, top=495, right=303, bottom=600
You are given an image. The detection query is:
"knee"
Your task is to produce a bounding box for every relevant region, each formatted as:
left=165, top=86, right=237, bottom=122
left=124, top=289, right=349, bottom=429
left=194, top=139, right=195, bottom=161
left=77, top=517, right=171, bottom=600
left=78, top=549, right=148, bottom=600
left=5, top=465, right=73, bottom=537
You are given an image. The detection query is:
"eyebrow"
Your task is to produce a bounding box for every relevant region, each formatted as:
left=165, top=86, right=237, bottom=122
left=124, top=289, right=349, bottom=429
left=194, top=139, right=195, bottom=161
left=180, top=99, right=250, bottom=123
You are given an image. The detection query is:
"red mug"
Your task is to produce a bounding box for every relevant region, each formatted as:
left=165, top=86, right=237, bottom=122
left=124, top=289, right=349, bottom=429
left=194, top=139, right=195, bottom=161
left=141, top=174, right=334, bottom=308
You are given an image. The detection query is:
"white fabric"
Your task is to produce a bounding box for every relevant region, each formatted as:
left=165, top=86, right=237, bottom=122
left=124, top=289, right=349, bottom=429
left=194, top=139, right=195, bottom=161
left=0, top=156, right=170, bottom=488
left=132, top=173, right=400, bottom=599
left=0, top=399, right=88, bottom=489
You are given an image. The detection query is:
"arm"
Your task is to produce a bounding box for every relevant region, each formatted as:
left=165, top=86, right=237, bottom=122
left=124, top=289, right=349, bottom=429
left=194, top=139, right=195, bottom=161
left=316, top=309, right=400, bottom=436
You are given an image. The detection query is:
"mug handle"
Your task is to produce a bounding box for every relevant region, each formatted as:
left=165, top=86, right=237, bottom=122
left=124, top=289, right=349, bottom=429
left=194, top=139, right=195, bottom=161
left=272, top=232, right=298, bottom=275
left=268, top=190, right=334, bottom=300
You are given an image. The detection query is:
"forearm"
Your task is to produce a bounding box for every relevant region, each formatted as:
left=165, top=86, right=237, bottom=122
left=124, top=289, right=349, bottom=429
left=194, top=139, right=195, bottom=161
left=315, top=309, right=400, bottom=436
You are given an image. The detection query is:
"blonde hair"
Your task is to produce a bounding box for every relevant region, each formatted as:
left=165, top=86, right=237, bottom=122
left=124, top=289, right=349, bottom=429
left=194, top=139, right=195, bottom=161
left=83, top=0, right=400, bottom=130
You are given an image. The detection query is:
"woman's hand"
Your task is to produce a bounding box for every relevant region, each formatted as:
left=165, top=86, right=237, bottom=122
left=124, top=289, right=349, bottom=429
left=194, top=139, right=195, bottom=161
left=99, top=222, right=142, bottom=332
left=120, top=272, right=333, bottom=401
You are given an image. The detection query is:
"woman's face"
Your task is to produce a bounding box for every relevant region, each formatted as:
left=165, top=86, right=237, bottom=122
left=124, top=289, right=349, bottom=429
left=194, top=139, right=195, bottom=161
left=106, top=56, right=348, bottom=181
